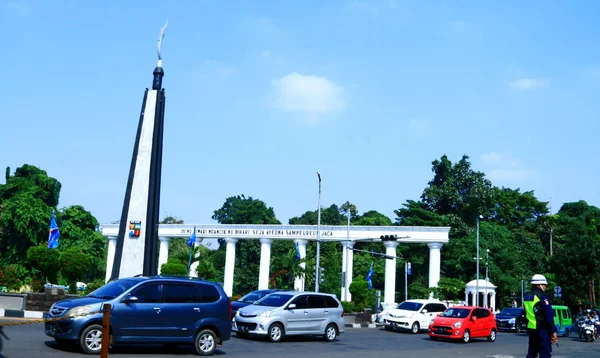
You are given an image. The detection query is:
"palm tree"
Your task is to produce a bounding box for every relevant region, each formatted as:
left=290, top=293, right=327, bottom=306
left=269, top=249, right=305, bottom=289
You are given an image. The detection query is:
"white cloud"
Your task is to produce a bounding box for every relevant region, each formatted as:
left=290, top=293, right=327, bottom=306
left=509, top=78, right=548, bottom=91
left=480, top=151, right=503, bottom=165
left=480, top=151, right=533, bottom=181
left=271, top=72, right=346, bottom=114
left=6, top=1, right=31, bottom=15
left=201, top=60, right=238, bottom=77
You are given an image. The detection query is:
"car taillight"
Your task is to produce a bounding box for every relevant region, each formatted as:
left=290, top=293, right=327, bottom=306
left=229, top=301, right=232, bottom=320
left=341, top=310, right=344, bottom=317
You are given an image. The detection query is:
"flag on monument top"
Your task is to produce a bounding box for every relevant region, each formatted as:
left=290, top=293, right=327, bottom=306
left=187, top=226, right=196, bottom=247
left=295, top=241, right=301, bottom=260
left=47, top=210, right=60, bottom=249
left=366, top=261, right=374, bottom=290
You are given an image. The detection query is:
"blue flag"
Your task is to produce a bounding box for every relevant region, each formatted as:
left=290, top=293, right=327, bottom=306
left=187, top=226, right=196, bottom=247
left=366, top=261, right=373, bottom=290
left=295, top=241, right=301, bottom=260
left=47, top=210, right=60, bottom=249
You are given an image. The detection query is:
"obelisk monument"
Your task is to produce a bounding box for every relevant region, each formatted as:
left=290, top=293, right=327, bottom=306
left=110, top=22, right=168, bottom=280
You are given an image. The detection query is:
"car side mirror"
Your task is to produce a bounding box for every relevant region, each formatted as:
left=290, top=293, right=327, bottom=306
left=287, top=303, right=296, bottom=310
left=422, top=309, right=428, bottom=313
left=471, top=316, right=478, bottom=321
left=123, top=295, right=138, bottom=303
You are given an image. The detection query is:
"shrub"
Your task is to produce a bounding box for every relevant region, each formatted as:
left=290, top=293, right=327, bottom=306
left=160, top=260, right=188, bottom=276
left=341, top=301, right=356, bottom=313
left=0, top=265, right=22, bottom=291
left=349, top=275, right=376, bottom=310
left=30, top=275, right=44, bottom=293
left=86, top=279, right=105, bottom=293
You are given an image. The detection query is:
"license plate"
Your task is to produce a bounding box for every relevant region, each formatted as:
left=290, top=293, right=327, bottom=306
left=390, top=322, right=397, bottom=326
left=240, top=326, right=249, bottom=332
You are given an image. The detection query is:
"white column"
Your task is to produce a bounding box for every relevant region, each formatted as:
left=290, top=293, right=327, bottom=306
left=383, top=240, right=399, bottom=305
left=258, top=238, right=273, bottom=290
left=105, top=236, right=117, bottom=283
left=427, top=243, right=443, bottom=289
left=189, top=237, right=203, bottom=277
left=491, top=292, right=496, bottom=312
left=294, top=239, right=308, bottom=291
left=158, top=236, right=170, bottom=274
left=341, top=241, right=355, bottom=302
left=223, top=238, right=238, bottom=297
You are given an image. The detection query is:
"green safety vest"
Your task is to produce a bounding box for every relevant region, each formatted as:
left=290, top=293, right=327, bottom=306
left=524, top=294, right=540, bottom=329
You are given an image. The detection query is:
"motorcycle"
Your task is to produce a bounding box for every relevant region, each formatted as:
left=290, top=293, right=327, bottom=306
left=583, top=321, right=595, bottom=342
left=578, top=318, right=586, bottom=339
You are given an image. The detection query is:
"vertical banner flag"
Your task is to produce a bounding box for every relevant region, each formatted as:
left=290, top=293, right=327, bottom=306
left=366, top=261, right=374, bottom=290
left=187, top=226, right=197, bottom=274
left=407, top=262, right=412, bottom=275
left=47, top=210, right=60, bottom=249
left=187, top=226, right=197, bottom=247
left=295, top=241, right=301, bottom=260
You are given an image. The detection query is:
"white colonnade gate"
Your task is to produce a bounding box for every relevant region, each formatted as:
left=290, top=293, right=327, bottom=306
left=101, top=224, right=450, bottom=305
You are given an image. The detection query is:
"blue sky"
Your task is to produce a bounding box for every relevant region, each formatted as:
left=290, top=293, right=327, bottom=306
left=1, top=0, right=599, bottom=226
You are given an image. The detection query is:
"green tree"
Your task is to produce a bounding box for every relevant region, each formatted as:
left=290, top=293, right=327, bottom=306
left=58, top=247, right=92, bottom=286
left=0, top=165, right=61, bottom=268
left=160, top=260, right=188, bottom=276
left=212, top=194, right=281, bottom=295
left=26, top=245, right=59, bottom=283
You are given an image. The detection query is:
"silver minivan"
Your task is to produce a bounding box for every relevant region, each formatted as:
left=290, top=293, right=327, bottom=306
left=232, top=291, right=345, bottom=342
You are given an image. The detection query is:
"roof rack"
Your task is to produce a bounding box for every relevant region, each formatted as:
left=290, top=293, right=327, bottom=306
left=150, top=275, right=206, bottom=281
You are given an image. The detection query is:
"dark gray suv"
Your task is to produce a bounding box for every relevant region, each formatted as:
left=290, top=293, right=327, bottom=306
left=45, top=275, right=232, bottom=355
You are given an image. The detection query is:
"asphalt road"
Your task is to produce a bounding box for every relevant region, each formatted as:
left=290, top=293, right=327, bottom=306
left=0, top=319, right=596, bottom=358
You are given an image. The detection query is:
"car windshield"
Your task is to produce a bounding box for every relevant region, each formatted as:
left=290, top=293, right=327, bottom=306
left=499, top=308, right=522, bottom=316
left=253, top=293, right=294, bottom=307
left=87, top=279, right=139, bottom=299
left=440, top=308, right=472, bottom=318
left=239, top=292, right=268, bottom=303
left=396, top=301, right=424, bottom=311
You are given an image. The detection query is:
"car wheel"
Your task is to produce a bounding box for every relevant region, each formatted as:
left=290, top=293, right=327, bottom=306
left=430, top=336, right=438, bottom=341
left=515, top=324, right=521, bottom=333
left=79, top=324, right=103, bottom=354
left=194, top=329, right=217, bottom=356
left=410, top=322, right=420, bottom=334
left=384, top=326, right=393, bottom=331
left=267, top=323, right=284, bottom=343
left=236, top=332, right=249, bottom=339
left=323, top=324, right=337, bottom=342
left=488, top=329, right=497, bottom=342
left=462, top=329, right=470, bottom=343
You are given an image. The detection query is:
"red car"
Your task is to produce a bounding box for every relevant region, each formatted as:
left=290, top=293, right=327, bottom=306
left=428, top=306, right=497, bottom=343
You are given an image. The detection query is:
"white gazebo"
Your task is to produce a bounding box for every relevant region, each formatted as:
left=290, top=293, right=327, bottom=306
left=465, top=279, right=497, bottom=312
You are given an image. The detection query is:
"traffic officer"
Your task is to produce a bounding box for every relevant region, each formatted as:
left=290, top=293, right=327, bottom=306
left=524, top=274, right=558, bottom=358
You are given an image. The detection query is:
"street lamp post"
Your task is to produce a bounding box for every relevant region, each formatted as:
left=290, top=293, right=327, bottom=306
left=343, top=207, right=351, bottom=301
left=476, top=215, right=482, bottom=307
left=485, top=249, right=490, bottom=308
left=315, top=172, right=322, bottom=292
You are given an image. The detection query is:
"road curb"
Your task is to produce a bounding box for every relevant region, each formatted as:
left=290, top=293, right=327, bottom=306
left=345, top=323, right=378, bottom=328
left=0, top=309, right=45, bottom=319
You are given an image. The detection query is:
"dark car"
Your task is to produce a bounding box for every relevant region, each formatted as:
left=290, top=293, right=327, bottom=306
left=231, top=289, right=280, bottom=318
left=495, top=307, right=527, bottom=333
left=44, top=275, right=232, bottom=355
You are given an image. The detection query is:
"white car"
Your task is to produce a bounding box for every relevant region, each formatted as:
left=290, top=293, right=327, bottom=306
left=379, top=299, right=447, bottom=333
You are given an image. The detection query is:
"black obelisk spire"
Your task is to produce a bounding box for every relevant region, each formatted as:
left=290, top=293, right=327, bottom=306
left=110, top=22, right=168, bottom=280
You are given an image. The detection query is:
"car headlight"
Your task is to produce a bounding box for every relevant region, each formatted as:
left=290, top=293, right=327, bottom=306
left=453, top=321, right=462, bottom=328
left=65, top=306, right=92, bottom=317
left=509, top=318, right=516, bottom=323
left=257, top=311, right=272, bottom=318
left=430, top=319, right=435, bottom=325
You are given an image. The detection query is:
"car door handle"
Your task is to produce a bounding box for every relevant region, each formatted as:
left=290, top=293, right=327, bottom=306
left=304, top=310, right=309, bottom=314
left=193, top=308, right=200, bottom=312
left=154, top=307, right=161, bottom=313
left=324, top=310, right=329, bottom=313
